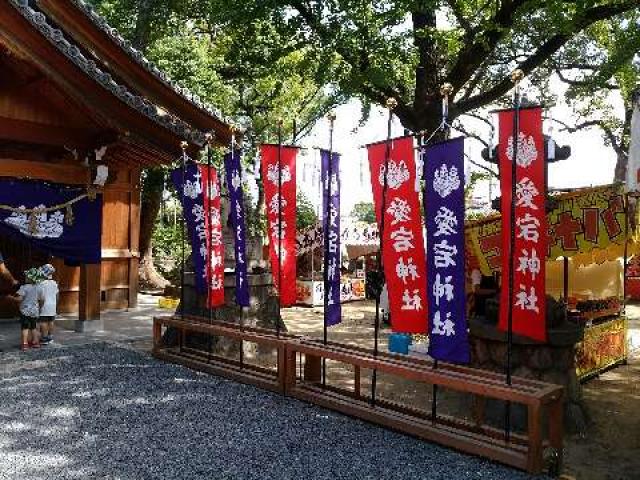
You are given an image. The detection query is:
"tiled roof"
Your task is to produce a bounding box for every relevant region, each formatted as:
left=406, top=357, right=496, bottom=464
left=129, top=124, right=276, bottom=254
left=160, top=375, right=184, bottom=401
left=8, top=0, right=218, bottom=146
left=66, top=0, right=231, bottom=126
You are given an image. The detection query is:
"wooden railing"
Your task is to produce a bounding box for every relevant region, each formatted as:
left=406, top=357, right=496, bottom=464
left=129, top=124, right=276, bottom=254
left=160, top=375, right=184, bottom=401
left=153, top=315, right=564, bottom=475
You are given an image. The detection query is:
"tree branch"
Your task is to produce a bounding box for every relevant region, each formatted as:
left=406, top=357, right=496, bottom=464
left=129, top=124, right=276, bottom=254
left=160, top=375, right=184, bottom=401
left=455, top=0, right=638, bottom=115
left=555, top=69, right=619, bottom=90
left=445, top=0, right=473, bottom=35
left=546, top=117, right=625, bottom=157
left=447, top=0, right=529, bottom=92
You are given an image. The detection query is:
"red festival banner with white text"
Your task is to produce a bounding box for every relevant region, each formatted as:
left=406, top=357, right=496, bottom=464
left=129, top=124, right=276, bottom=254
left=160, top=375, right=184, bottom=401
left=200, top=164, right=225, bottom=307
left=498, top=107, right=547, bottom=342
left=261, top=145, right=298, bottom=306
left=367, top=136, right=427, bottom=333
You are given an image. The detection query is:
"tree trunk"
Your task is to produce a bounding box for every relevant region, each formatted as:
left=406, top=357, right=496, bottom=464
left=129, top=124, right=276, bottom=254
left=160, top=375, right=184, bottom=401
left=138, top=168, right=170, bottom=290
left=133, top=2, right=170, bottom=291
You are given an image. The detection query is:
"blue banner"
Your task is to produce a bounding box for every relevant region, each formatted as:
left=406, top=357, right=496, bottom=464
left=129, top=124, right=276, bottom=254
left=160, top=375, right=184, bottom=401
left=423, top=138, right=470, bottom=364
left=0, top=178, right=102, bottom=265
left=224, top=151, right=250, bottom=307
left=171, top=162, right=208, bottom=294
left=321, top=150, right=341, bottom=326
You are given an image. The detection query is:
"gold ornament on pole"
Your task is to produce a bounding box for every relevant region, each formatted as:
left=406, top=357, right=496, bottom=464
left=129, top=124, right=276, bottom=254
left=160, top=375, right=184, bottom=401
left=511, top=69, right=525, bottom=84
left=180, top=140, right=189, bottom=151
left=386, top=97, right=398, bottom=111
left=440, top=82, right=454, bottom=98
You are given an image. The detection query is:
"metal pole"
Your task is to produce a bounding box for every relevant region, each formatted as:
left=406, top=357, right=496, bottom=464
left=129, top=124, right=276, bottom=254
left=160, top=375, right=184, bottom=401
left=231, top=127, right=245, bottom=369
left=623, top=193, right=629, bottom=315
left=179, top=141, right=188, bottom=351
left=277, top=119, right=284, bottom=338
left=323, top=112, right=336, bottom=388
left=431, top=83, right=453, bottom=423
left=505, top=69, right=524, bottom=442
left=372, top=98, right=396, bottom=407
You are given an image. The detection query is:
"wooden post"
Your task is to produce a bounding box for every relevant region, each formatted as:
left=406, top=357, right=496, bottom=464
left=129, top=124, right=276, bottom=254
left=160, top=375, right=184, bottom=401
left=526, top=403, right=543, bottom=473
left=128, top=169, right=141, bottom=309
left=79, top=263, right=101, bottom=321
left=354, top=365, right=361, bottom=398
left=548, top=395, right=564, bottom=472
left=304, top=354, right=322, bottom=383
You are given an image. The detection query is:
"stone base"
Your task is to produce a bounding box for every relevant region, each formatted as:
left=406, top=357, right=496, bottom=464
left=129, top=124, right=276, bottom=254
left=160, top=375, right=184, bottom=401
left=469, top=316, right=588, bottom=434
left=57, top=318, right=104, bottom=333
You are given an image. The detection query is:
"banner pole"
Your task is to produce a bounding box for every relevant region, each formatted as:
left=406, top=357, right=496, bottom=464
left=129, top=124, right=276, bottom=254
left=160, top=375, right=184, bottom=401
left=276, top=119, right=284, bottom=338
left=505, top=69, right=524, bottom=442
left=623, top=192, right=629, bottom=315
left=231, top=126, right=245, bottom=369
left=371, top=98, right=396, bottom=407
left=323, top=112, right=336, bottom=388
left=429, top=83, right=453, bottom=422
left=179, top=141, right=188, bottom=350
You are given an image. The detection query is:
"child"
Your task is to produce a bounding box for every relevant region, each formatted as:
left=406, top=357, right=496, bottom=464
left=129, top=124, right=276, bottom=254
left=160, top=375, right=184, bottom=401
left=17, top=268, right=42, bottom=351
left=38, top=263, right=58, bottom=345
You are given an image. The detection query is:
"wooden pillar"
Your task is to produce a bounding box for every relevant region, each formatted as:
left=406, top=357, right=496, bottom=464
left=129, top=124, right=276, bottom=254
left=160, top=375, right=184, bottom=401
left=128, top=169, right=141, bottom=309
left=79, top=263, right=101, bottom=321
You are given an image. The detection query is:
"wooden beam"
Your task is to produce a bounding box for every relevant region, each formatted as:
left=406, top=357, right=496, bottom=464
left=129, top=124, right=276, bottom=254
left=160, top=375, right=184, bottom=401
left=0, top=117, right=98, bottom=148
left=0, top=7, right=196, bottom=160
left=0, top=158, right=90, bottom=184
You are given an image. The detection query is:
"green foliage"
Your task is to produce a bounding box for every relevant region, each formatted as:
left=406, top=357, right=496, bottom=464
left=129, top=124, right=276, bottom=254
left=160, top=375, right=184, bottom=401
left=296, top=191, right=318, bottom=230
left=152, top=218, right=190, bottom=284
left=350, top=202, right=376, bottom=224
left=465, top=171, right=491, bottom=202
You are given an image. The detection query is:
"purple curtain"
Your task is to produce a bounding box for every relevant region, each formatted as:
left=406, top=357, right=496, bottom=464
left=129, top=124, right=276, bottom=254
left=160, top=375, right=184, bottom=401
left=423, top=137, right=470, bottom=364
left=224, top=151, right=250, bottom=307
left=321, top=149, right=341, bottom=326
left=171, top=162, right=208, bottom=294
left=0, top=178, right=102, bottom=265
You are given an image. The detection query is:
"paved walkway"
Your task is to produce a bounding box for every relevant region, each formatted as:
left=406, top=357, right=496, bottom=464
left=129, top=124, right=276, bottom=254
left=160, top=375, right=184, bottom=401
left=0, top=294, right=166, bottom=352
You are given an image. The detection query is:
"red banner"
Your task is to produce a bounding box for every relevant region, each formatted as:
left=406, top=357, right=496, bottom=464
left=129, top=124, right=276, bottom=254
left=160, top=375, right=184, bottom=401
left=498, top=107, right=547, bottom=342
left=367, top=136, right=427, bottom=333
left=200, top=164, right=225, bottom=307
left=261, top=145, right=298, bottom=306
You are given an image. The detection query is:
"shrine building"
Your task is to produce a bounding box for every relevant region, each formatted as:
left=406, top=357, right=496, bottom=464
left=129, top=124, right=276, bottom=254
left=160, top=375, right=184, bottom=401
left=0, top=0, right=231, bottom=326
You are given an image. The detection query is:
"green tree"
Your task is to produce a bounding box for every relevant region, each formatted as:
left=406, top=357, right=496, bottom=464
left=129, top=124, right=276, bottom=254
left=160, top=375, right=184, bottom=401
left=89, top=0, right=337, bottom=286
left=296, top=191, right=318, bottom=230
left=545, top=10, right=640, bottom=181
left=350, top=202, right=376, bottom=224
left=192, top=1, right=637, bottom=136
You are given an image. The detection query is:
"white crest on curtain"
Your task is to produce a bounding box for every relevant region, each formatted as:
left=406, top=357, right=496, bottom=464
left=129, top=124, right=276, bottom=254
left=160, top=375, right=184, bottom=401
left=506, top=132, right=538, bottom=168
left=267, top=164, right=292, bottom=185
left=183, top=169, right=202, bottom=199
left=378, top=160, right=410, bottom=190
left=433, top=164, right=461, bottom=198
left=4, top=206, right=64, bottom=238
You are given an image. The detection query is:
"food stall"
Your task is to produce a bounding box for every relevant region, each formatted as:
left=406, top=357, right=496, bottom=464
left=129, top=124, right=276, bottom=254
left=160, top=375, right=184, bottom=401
left=295, top=223, right=377, bottom=306
left=466, top=184, right=634, bottom=380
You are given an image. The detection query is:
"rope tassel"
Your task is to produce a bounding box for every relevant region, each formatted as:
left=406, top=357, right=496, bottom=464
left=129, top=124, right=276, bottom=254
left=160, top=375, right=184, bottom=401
left=65, top=204, right=74, bottom=226
left=28, top=211, right=39, bottom=235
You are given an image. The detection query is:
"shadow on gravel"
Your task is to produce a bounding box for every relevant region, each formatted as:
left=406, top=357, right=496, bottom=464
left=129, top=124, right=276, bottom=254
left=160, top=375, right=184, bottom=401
left=0, top=343, right=548, bottom=480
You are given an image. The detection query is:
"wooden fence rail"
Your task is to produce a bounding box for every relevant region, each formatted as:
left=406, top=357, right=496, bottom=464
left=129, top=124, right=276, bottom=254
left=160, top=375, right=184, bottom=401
left=152, top=315, right=563, bottom=475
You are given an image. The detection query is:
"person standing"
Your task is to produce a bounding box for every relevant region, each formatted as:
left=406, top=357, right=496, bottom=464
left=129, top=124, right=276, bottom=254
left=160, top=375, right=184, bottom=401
left=38, top=264, right=58, bottom=345
left=17, top=268, right=42, bottom=351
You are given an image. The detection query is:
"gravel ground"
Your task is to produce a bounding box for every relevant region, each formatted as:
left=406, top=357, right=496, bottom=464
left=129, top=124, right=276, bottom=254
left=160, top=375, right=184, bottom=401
left=0, top=343, right=547, bottom=480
